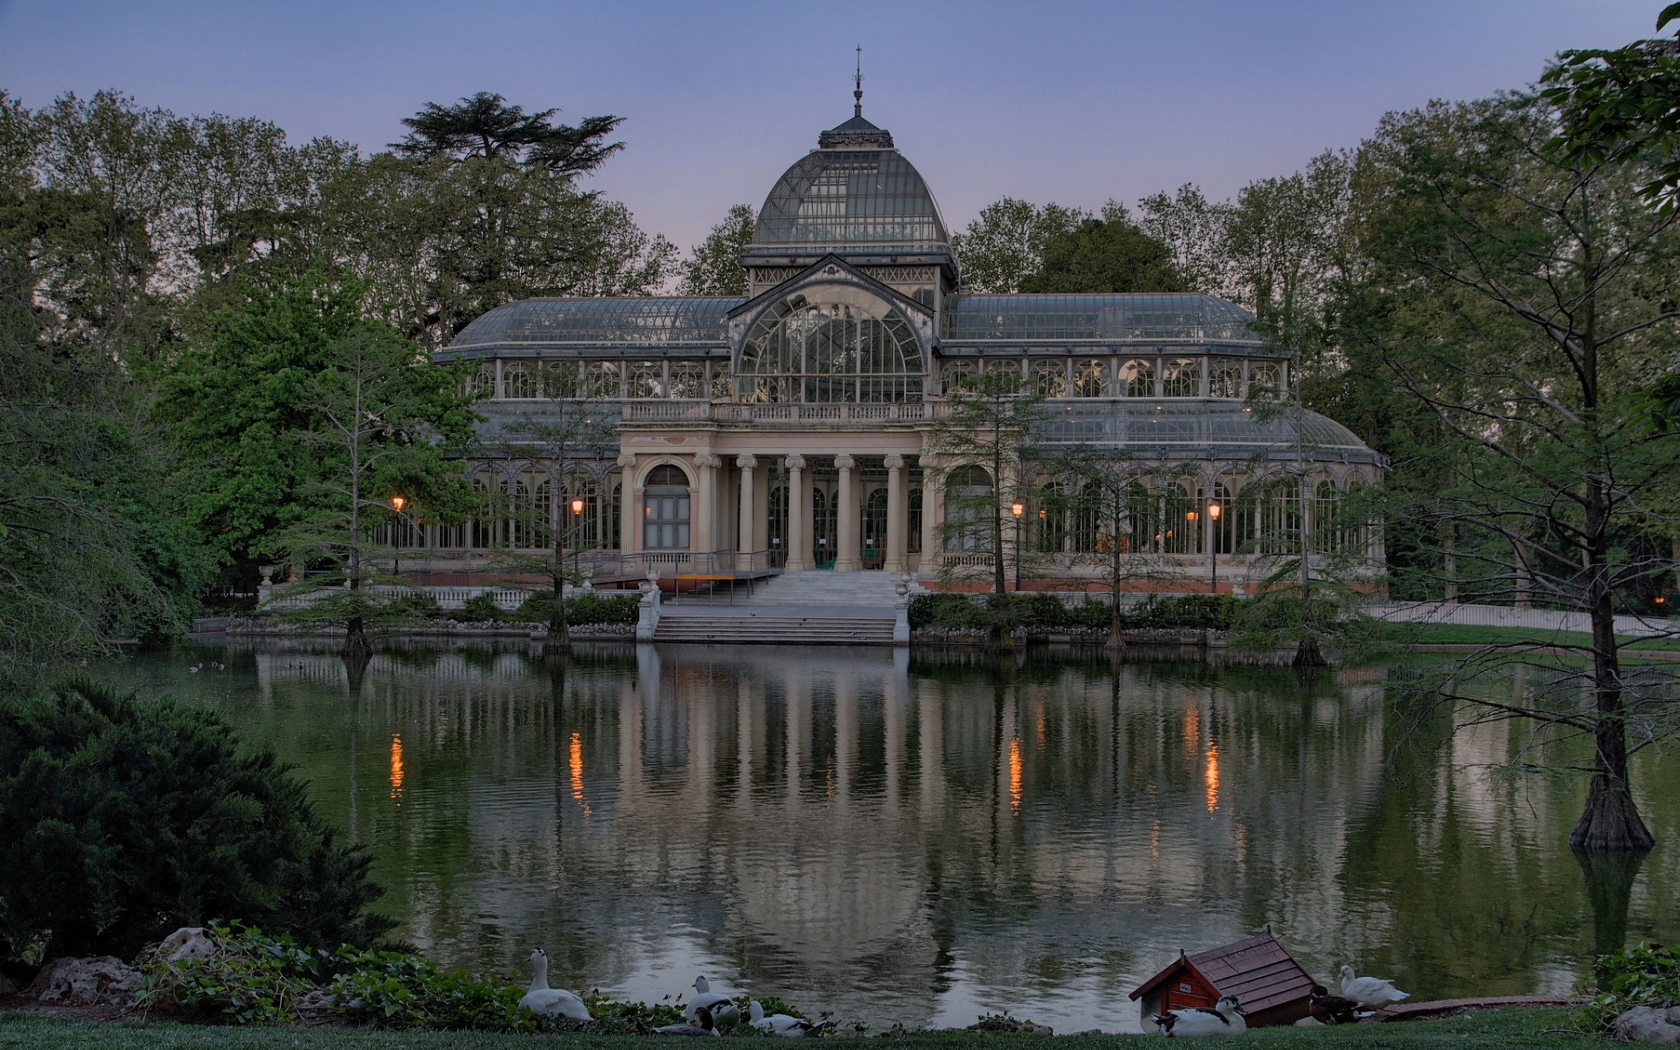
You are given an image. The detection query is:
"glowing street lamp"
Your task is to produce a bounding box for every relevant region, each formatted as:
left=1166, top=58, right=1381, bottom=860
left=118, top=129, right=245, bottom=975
left=1011, top=501, right=1025, bottom=591
left=1207, top=501, right=1222, bottom=594
left=570, top=497, right=586, bottom=576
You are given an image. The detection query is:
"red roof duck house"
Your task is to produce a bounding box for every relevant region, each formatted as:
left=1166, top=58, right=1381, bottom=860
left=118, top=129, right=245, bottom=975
left=1129, top=931, right=1326, bottom=1031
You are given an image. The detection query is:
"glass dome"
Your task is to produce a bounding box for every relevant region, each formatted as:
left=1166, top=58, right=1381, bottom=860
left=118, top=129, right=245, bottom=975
left=753, top=147, right=949, bottom=254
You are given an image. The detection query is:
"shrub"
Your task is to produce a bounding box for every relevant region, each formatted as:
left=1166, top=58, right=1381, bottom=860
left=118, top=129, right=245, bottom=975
left=1581, top=942, right=1679, bottom=1029
left=908, top=592, right=1236, bottom=633
left=329, top=946, right=529, bottom=1030
left=457, top=592, right=503, bottom=622
left=514, top=592, right=641, bottom=626
left=138, top=922, right=329, bottom=1024
left=385, top=589, right=442, bottom=622
left=0, top=680, right=393, bottom=974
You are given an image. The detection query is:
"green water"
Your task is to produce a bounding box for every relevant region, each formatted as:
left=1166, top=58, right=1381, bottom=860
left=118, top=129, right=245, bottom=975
left=99, top=641, right=1678, bottom=1033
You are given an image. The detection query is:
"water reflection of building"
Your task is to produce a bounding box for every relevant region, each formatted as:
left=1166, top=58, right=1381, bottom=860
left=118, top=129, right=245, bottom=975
left=229, top=643, right=1653, bottom=1031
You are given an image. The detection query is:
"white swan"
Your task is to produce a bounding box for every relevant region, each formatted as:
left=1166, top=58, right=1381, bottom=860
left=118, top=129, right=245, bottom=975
left=749, top=1000, right=822, bottom=1036
left=655, top=1004, right=719, bottom=1036
left=686, top=976, right=740, bottom=1029
left=1152, top=995, right=1247, bottom=1037
left=518, top=948, right=591, bottom=1021
left=1338, top=964, right=1410, bottom=1009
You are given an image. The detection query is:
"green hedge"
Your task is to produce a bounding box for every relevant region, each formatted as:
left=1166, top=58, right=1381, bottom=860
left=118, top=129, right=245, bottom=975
left=908, top=592, right=1235, bottom=632
left=447, top=592, right=639, bottom=626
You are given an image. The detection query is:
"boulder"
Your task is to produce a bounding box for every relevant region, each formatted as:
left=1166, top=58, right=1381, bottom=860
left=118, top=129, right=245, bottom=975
left=157, top=927, right=215, bottom=963
left=1614, top=1006, right=1680, bottom=1044
left=0, top=972, right=16, bottom=995
left=26, top=956, right=142, bottom=1007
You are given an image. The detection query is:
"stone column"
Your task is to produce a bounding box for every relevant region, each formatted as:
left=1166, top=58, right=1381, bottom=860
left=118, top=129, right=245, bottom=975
left=693, top=454, right=720, bottom=555
left=921, top=470, right=942, bottom=570
left=884, top=453, right=907, bottom=573
left=616, top=452, right=638, bottom=554
left=736, top=454, right=757, bottom=569
left=835, top=454, right=859, bottom=571
left=786, top=454, right=811, bottom=571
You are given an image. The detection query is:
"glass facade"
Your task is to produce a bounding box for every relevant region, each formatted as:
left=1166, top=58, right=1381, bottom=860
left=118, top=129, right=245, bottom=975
left=738, top=292, right=923, bottom=403
left=755, top=150, right=948, bottom=253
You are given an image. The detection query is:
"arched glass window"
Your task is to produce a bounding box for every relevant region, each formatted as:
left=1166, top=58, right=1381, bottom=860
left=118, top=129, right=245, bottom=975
left=1209, top=360, right=1243, bottom=399
left=1312, top=479, right=1341, bottom=554
left=504, top=364, right=537, bottom=399
left=643, top=465, right=690, bottom=549
left=512, top=474, right=551, bottom=548
left=1162, top=358, right=1202, bottom=398
left=543, top=361, right=582, bottom=399
left=768, top=484, right=789, bottom=560
left=1248, top=362, right=1280, bottom=398
left=669, top=362, right=705, bottom=399
left=1121, top=359, right=1156, bottom=398
left=942, top=360, right=977, bottom=395
left=1035, top=482, right=1066, bottom=553
left=1071, top=481, right=1102, bottom=553
left=1031, top=359, right=1066, bottom=398
left=908, top=487, right=923, bottom=553
left=945, top=465, right=993, bottom=552
left=468, top=365, right=495, bottom=398
left=863, top=487, right=889, bottom=565
left=587, top=361, right=621, bottom=399
left=1162, top=481, right=1203, bottom=554
left=1212, top=479, right=1239, bottom=555
left=1072, top=358, right=1106, bottom=397
left=628, top=361, right=661, bottom=398
left=738, top=290, right=923, bottom=403
left=1124, top=481, right=1155, bottom=552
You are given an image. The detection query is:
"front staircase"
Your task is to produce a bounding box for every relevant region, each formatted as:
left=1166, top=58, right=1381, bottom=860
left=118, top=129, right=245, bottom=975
left=653, top=571, right=911, bottom=645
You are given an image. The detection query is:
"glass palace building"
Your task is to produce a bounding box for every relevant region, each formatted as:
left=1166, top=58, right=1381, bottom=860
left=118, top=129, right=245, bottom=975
left=427, top=108, right=1384, bottom=591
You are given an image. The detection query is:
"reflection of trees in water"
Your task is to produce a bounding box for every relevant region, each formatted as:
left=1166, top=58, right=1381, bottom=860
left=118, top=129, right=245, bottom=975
left=108, top=642, right=1680, bottom=1030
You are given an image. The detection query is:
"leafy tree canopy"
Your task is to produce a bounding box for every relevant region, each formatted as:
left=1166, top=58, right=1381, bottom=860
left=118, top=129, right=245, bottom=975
left=678, top=203, right=755, bottom=296
left=392, top=92, right=624, bottom=175
left=1020, top=203, right=1187, bottom=294
left=951, top=198, right=1087, bottom=293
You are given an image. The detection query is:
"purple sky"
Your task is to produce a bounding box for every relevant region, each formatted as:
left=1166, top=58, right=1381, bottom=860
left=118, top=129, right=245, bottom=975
left=0, top=0, right=1658, bottom=255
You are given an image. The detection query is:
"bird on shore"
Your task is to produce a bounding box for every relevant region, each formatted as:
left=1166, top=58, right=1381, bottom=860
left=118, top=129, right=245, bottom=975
left=655, top=1004, right=718, bottom=1036
left=1337, top=965, right=1410, bottom=1009
left=1152, top=995, right=1247, bottom=1037
left=1308, top=991, right=1361, bottom=1025
left=518, top=948, right=591, bottom=1021
left=187, top=664, right=201, bottom=673
left=749, top=1000, right=824, bottom=1037
left=686, top=976, right=740, bottom=1029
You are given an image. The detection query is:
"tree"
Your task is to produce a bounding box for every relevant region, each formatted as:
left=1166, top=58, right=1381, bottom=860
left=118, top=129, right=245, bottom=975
left=951, top=198, right=1086, bottom=292
left=0, top=679, right=393, bottom=972
left=391, top=92, right=624, bottom=176
left=277, top=321, right=479, bottom=658
left=926, top=368, right=1048, bottom=646
left=677, top=203, right=755, bottom=296
left=1048, top=447, right=1172, bottom=649
left=1344, top=91, right=1680, bottom=851
left=1020, top=203, right=1186, bottom=294
left=487, top=362, right=617, bottom=653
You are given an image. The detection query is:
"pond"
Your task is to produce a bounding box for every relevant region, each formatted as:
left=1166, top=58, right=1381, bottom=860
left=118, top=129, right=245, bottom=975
left=99, top=641, right=1678, bottom=1033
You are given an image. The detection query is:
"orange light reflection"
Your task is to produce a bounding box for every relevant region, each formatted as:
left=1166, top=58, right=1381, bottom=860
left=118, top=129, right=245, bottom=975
left=1008, top=737, right=1023, bottom=813
left=1204, top=739, right=1220, bottom=812
left=389, top=734, right=404, bottom=801
left=568, top=731, right=591, bottom=818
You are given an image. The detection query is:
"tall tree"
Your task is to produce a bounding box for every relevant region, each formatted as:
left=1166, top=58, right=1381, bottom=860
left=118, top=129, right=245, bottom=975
left=391, top=92, right=624, bottom=176
left=951, top=198, right=1086, bottom=292
left=1021, top=203, right=1186, bottom=294
left=1345, top=92, right=1680, bottom=851
left=677, top=203, right=755, bottom=296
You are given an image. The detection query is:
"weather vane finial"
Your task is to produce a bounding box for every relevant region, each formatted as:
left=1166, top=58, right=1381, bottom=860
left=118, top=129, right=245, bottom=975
left=853, top=46, right=864, bottom=118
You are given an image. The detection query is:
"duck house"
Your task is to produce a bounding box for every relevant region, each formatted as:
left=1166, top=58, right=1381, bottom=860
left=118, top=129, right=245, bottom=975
left=1129, top=931, right=1325, bottom=1030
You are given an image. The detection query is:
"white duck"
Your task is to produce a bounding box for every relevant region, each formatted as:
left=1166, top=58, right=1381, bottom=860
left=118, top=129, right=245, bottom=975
left=518, top=948, right=591, bottom=1021
left=655, top=1004, right=719, bottom=1036
left=1152, top=995, right=1247, bottom=1037
left=749, top=1000, right=823, bottom=1037
left=686, top=976, right=740, bottom=1029
left=1337, top=964, right=1410, bottom=1009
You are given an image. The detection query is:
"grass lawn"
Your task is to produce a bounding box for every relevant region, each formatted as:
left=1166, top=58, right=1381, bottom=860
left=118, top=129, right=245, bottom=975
left=0, top=1009, right=1604, bottom=1049
left=1371, top=621, right=1680, bottom=652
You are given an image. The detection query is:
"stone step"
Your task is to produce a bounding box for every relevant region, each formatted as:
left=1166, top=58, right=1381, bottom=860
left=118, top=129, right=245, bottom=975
left=655, top=616, right=896, bottom=644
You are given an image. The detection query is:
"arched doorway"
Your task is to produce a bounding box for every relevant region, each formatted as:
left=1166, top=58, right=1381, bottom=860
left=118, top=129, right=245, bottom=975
left=643, top=464, right=691, bottom=550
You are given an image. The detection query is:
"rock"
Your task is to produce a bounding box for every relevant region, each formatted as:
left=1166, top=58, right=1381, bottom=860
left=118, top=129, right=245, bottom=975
left=157, top=927, right=214, bottom=963
left=1614, top=1006, right=1680, bottom=1043
left=294, top=987, right=339, bottom=1027
left=26, top=956, right=142, bottom=1007
left=0, top=972, right=16, bottom=995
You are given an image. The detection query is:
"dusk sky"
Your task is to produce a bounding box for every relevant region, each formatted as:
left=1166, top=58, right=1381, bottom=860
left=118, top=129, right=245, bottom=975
left=0, top=1, right=1659, bottom=255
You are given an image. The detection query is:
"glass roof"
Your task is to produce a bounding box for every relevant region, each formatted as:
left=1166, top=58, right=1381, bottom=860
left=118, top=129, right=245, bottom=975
left=944, top=293, right=1260, bottom=344
left=1035, top=402, right=1380, bottom=464
left=754, top=150, right=949, bottom=253
left=449, top=298, right=742, bottom=349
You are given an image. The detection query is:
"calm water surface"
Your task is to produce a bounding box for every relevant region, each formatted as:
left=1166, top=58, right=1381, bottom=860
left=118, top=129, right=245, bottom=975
left=101, top=642, right=1678, bottom=1033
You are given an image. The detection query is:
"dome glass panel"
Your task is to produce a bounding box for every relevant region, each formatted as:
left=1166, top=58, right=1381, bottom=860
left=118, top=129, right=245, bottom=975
left=754, top=151, right=948, bottom=253
left=449, top=298, right=741, bottom=350
left=944, top=293, right=1260, bottom=344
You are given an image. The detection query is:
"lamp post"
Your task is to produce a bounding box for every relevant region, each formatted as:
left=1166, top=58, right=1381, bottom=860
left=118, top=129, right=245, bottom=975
left=570, top=497, right=585, bottom=578
left=389, top=495, right=408, bottom=579
left=1207, top=501, right=1221, bottom=594
left=1011, top=500, right=1025, bottom=591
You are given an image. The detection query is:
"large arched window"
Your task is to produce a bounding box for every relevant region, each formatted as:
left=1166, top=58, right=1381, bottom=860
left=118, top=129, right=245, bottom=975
left=738, top=289, right=923, bottom=403
left=643, top=464, right=690, bottom=550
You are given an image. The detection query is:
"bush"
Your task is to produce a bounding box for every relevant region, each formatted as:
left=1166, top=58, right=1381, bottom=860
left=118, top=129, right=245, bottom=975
left=908, top=592, right=1236, bottom=633
left=0, top=680, right=393, bottom=975
left=139, top=922, right=330, bottom=1025
left=456, top=592, right=503, bottom=622
left=512, top=592, right=639, bottom=626
left=1582, top=943, right=1679, bottom=1030
left=385, top=589, right=442, bottom=622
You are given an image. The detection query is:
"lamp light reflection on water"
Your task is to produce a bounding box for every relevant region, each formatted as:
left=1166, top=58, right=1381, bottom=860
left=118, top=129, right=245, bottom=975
left=389, top=734, right=404, bottom=801
left=1008, top=737, right=1023, bottom=813
left=569, top=731, right=591, bottom=818
left=1205, top=740, right=1220, bottom=812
